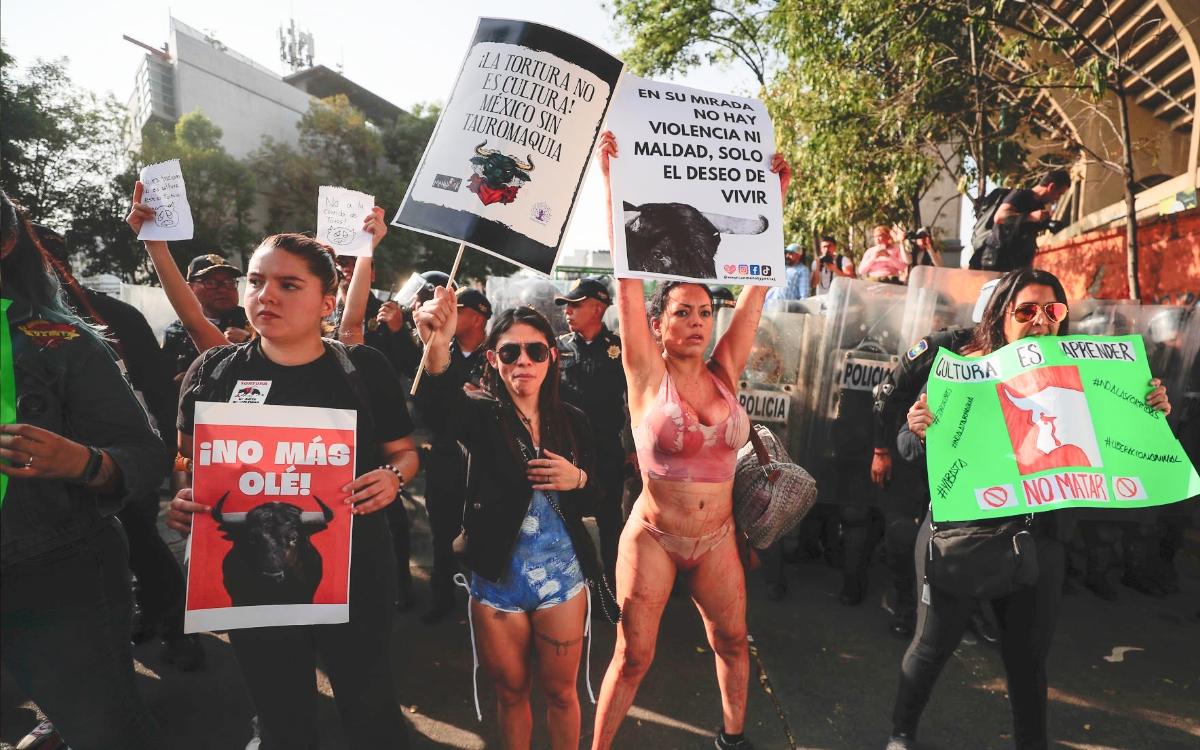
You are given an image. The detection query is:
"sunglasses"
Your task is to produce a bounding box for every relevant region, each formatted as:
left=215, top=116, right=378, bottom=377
left=1011, top=302, right=1068, bottom=324
left=198, top=277, right=239, bottom=290
left=495, top=342, right=551, bottom=365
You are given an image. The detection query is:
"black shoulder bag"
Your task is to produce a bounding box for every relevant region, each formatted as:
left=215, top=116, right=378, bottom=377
left=926, top=511, right=1040, bottom=600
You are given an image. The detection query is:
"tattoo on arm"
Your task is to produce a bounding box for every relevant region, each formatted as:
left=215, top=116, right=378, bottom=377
left=534, top=629, right=583, bottom=657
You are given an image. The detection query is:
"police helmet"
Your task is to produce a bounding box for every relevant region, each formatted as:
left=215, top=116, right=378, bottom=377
left=708, top=285, right=736, bottom=308
left=1075, top=308, right=1134, bottom=336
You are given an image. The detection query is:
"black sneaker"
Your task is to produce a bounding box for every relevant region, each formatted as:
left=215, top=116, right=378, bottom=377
left=714, top=730, right=755, bottom=749
left=838, top=574, right=866, bottom=606
left=160, top=633, right=207, bottom=671
left=885, top=732, right=917, bottom=749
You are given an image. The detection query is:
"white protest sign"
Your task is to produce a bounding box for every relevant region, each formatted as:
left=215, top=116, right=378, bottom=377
left=137, top=159, right=195, bottom=241
left=606, top=74, right=785, bottom=286
left=391, top=18, right=624, bottom=275
left=317, top=186, right=375, bottom=257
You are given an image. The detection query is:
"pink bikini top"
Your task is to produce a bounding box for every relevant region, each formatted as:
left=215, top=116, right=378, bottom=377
left=633, top=369, right=752, bottom=483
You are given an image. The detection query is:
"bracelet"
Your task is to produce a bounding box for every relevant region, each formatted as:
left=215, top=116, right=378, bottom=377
left=77, top=447, right=104, bottom=485
left=174, top=454, right=194, bottom=473
left=575, top=467, right=585, bottom=490
left=873, top=449, right=889, bottom=455
left=382, top=464, right=405, bottom=488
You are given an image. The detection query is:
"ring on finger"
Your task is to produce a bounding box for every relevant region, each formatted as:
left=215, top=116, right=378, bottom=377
left=25, top=454, right=34, bottom=468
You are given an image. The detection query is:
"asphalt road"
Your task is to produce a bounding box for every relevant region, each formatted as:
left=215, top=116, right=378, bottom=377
left=3, top=484, right=1198, bottom=750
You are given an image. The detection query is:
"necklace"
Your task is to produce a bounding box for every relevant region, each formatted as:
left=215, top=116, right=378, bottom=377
left=512, top=402, right=534, bottom=427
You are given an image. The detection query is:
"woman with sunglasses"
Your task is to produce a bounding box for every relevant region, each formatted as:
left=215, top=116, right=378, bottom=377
left=885, top=268, right=1171, bottom=750
left=590, top=132, right=790, bottom=750
left=415, top=289, right=617, bottom=750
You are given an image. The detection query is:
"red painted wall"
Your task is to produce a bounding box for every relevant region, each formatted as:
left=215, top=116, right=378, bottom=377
left=1035, top=207, right=1200, bottom=306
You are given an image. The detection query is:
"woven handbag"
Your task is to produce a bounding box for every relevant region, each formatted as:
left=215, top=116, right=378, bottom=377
left=734, top=424, right=818, bottom=548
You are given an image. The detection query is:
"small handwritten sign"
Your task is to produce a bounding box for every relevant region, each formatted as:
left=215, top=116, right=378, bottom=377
left=317, top=186, right=375, bottom=257
left=138, top=159, right=194, bottom=241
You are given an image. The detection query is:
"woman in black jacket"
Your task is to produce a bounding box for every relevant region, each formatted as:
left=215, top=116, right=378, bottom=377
left=886, top=268, right=1171, bottom=750
left=416, top=288, right=616, bottom=750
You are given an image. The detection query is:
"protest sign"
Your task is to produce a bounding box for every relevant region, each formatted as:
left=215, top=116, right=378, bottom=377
left=317, top=186, right=375, bottom=257
left=391, top=17, right=624, bottom=275
left=137, top=159, right=195, bottom=241
left=605, top=74, right=785, bottom=286
left=926, top=335, right=1200, bottom=522
left=185, top=402, right=356, bottom=633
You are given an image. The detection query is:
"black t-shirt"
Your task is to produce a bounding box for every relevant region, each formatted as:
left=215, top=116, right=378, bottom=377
left=178, top=341, right=414, bottom=547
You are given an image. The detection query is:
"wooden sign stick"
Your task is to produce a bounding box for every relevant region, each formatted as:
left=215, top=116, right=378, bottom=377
left=409, top=242, right=466, bottom=396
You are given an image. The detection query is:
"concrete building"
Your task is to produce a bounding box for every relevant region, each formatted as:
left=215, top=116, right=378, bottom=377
left=125, top=16, right=402, bottom=159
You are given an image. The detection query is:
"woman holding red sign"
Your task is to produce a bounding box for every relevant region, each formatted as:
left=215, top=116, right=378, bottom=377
left=143, top=214, right=419, bottom=745
left=415, top=293, right=618, bottom=750
left=885, top=268, right=1171, bottom=750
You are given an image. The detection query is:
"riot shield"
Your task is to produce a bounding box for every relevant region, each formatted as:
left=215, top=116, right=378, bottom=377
left=714, top=305, right=825, bottom=459
left=805, top=277, right=908, bottom=506
left=900, top=266, right=1002, bottom=349
left=484, top=275, right=575, bottom=336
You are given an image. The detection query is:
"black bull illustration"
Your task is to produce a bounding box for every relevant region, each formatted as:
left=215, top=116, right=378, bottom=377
left=468, top=142, right=535, bottom=206
left=212, top=493, right=335, bottom=607
left=622, top=202, right=769, bottom=278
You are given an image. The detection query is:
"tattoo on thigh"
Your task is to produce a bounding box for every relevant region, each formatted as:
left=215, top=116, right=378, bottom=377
left=534, top=629, right=582, bottom=657
left=492, top=609, right=508, bottom=620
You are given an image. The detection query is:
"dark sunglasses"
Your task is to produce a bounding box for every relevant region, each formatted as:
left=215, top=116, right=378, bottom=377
left=1011, top=302, right=1068, bottom=324
left=495, top=342, right=551, bottom=365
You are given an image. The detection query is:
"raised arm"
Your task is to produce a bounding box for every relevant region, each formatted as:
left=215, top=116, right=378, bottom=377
left=711, top=152, right=790, bottom=378
left=597, top=131, right=664, bottom=392
left=336, top=207, right=387, bottom=345
left=127, top=182, right=226, bottom=352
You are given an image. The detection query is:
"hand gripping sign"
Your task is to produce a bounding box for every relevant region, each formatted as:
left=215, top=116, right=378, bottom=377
left=925, top=335, right=1200, bottom=522
left=185, top=402, right=356, bottom=633
left=391, top=18, right=624, bottom=275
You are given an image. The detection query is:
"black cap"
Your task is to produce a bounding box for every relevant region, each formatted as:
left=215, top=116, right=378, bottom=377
left=457, top=288, right=492, bottom=320
left=554, top=277, right=612, bottom=306
left=913, top=227, right=931, bottom=239
left=187, top=254, right=244, bottom=281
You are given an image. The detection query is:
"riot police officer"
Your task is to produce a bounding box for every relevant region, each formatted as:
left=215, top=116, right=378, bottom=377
left=555, top=277, right=626, bottom=585
left=420, top=287, right=492, bottom=624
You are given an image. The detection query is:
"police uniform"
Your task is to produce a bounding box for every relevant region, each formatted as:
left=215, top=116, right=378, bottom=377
left=554, top=278, right=626, bottom=583
left=162, top=255, right=251, bottom=376
left=557, top=322, right=626, bottom=582
left=873, top=327, right=973, bottom=631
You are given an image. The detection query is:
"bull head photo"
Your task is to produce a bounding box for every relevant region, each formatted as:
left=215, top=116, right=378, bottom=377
left=468, top=142, right=535, bottom=206
left=212, top=492, right=335, bottom=608
left=622, top=201, right=768, bottom=278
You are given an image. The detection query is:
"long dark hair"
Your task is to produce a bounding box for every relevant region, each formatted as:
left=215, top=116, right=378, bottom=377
left=964, top=268, right=1069, bottom=355
left=1, top=192, right=70, bottom=315
left=482, top=306, right=578, bottom=465
left=648, top=281, right=714, bottom=350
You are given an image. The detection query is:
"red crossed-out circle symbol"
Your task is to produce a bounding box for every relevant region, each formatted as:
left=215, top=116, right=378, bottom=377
left=982, top=486, right=1009, bottom=508
left=1115, top=478, right=1139, bottom=499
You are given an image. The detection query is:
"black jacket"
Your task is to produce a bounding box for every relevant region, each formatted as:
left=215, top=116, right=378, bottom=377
left=416, top=358, right=619, bottom=620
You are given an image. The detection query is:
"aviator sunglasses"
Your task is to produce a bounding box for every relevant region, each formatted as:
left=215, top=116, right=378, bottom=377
left=1010, top=301, right=1069, bottom=324
left=495, top=342, right=551, bottom=365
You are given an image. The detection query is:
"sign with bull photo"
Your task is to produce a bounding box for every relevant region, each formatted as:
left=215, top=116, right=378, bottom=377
left=391, top=18, right=624, bottom=274
left=926, top=335, right=1200, bottom=523
left=184, top=402, right=356, bottom=633
left=605, top=73, right=785, bottom=285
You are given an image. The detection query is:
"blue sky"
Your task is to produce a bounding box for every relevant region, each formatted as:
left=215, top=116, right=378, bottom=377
left=3, top=1, right=758, bottom=255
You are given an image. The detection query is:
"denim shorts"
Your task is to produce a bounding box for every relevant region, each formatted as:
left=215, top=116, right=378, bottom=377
left=470, top=490, right=586, bottom=613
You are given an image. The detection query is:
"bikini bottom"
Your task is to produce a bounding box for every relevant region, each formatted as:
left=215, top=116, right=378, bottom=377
left=631, top=513, right=734, bottom=570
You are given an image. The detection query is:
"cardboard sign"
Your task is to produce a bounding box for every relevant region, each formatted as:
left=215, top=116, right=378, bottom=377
left=605, top=73, right=785, bottom=285
left=185, top=402, right=357, bottom=633
left=926, top=335, right=1200, bottom=522
left=391, top=17, right=624, bottom=274
left=317, top=186, right=375, bottom=257
left=137, top=159, right=195, bottom=241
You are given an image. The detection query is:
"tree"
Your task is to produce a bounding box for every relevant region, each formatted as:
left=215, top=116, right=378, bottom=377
left=1, top=47, right=127, bottom=230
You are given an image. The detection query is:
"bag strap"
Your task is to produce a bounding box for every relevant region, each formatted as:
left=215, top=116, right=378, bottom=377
left=707, top=358, right=776, bottom=479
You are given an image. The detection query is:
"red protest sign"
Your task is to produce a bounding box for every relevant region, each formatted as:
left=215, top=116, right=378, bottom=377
left=185, top=402, right=356, bottom=633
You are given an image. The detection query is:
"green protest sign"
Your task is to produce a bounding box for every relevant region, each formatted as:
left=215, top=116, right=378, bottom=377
left=1, top=298, right=14, bottom=506
left=926, top=335, right=1200, bottom=522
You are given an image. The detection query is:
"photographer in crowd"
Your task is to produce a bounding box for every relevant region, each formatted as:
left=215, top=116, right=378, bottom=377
left=971, top=171, right=1071, bottom=272
left=811, top=236, right=855, bottom=295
